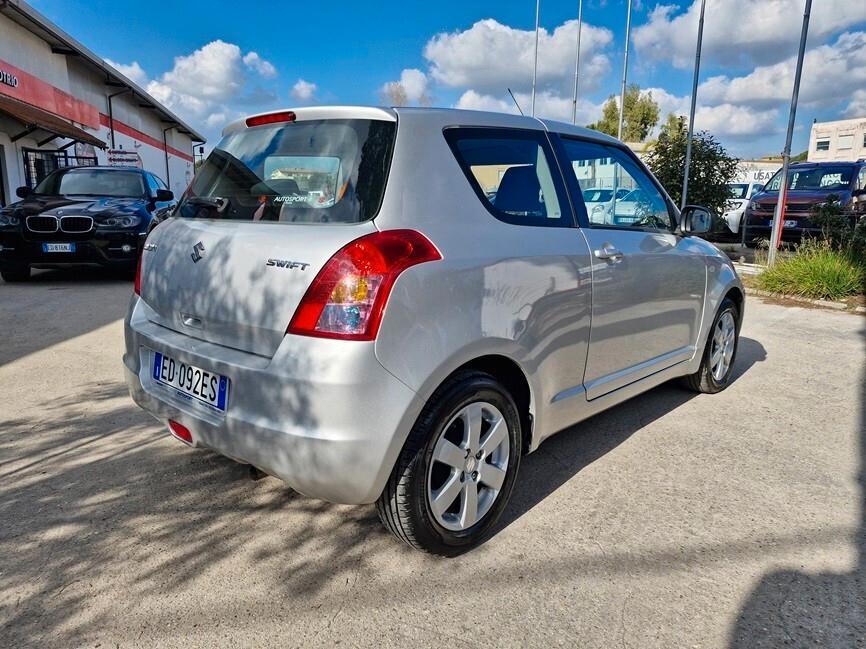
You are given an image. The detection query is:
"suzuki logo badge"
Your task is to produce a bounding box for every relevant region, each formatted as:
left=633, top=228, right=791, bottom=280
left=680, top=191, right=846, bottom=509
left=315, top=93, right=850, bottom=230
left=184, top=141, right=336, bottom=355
left=191, top=241, right=205, bottom=263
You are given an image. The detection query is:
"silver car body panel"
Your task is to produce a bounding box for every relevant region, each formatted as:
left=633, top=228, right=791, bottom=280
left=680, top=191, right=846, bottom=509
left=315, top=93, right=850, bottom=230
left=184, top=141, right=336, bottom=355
left=124, top=106, right=743, bottom=503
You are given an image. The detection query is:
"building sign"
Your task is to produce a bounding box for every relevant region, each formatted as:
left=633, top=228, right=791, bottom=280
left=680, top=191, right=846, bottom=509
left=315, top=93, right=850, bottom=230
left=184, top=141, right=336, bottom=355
left=0, top=57, right=99, bottom=129
left=107, top=149, right=143, bottom=168
left=0, top=68, right=19, bottom=88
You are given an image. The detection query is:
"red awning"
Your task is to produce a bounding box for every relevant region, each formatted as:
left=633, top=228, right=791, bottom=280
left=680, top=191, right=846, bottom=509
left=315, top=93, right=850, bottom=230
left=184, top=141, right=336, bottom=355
left=0, top=92, right=106, bottom=148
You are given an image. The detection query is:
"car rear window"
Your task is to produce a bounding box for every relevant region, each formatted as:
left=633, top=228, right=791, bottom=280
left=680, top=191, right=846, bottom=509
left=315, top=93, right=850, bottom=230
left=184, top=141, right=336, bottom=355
left=177, top=119, right=396, bottom=223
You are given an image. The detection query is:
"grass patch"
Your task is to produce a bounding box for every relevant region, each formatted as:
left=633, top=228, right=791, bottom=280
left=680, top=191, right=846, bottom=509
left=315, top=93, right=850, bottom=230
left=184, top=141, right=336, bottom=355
left=756, top=240, right=866, bottom=301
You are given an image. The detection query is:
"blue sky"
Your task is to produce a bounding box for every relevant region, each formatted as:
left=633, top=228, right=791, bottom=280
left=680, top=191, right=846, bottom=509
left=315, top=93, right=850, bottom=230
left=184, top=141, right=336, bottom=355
left=30, top=0, right=866, bottom=158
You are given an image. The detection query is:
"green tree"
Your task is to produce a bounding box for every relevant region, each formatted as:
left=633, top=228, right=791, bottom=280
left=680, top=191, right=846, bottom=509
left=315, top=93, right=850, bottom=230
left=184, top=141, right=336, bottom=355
left=646, top=114, right=739, bottom=217
left=588, top=84, right=660, bottom=142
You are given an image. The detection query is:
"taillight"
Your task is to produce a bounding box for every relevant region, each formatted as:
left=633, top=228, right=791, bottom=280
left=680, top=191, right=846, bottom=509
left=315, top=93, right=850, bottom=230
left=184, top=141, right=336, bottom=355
left=246, top=111, right=296, bottom=127
left=287, top=230, right=441, bottom=341
left=134, top=249, right=143, bottom=295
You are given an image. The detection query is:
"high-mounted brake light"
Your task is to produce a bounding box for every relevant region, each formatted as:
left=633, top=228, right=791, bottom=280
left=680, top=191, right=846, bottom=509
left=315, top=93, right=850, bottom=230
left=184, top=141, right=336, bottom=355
left=245, top=111, right=297, bottom=127
left=287, top=230, right=442, bottom=341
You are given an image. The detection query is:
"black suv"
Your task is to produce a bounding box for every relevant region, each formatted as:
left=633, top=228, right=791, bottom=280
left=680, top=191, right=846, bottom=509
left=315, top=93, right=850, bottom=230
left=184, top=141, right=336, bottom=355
left=743, top=160, right=866, bottom=246
left=0, top=166, right=176, bottom=282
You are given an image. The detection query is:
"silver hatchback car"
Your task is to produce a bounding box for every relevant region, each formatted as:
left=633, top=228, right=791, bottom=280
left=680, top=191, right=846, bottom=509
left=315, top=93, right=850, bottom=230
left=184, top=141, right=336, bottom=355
left=125, top=106, right=743, bottom=555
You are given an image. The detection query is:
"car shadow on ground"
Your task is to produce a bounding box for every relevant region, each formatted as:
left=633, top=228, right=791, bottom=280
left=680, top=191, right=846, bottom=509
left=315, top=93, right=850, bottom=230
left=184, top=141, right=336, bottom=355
left=494, top=336, right=768, bottom=537
left=0, top=267, right=133, bottom=367
left=727, top=324, right=866, bottom=647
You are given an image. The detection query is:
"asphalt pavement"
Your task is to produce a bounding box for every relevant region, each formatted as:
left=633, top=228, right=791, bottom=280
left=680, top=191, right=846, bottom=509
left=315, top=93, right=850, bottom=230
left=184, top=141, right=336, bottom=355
left=1, top=268, right=864, bottom=648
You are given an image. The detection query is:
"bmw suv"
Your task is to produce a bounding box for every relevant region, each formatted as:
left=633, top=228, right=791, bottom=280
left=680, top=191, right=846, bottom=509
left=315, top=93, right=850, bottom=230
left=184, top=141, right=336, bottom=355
left=125, top=107, right=743, bottom=555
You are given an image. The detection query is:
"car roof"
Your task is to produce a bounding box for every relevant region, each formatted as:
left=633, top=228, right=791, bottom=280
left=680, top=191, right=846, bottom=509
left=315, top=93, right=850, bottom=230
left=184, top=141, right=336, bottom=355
left=222, top=105, right=627, bottom=148
left=57, top=165, right=145, bottom=173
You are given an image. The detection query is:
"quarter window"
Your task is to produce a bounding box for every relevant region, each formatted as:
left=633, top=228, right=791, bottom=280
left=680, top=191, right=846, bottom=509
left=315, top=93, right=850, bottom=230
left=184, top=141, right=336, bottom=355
left=444, top=128, right=570, bottom=227
left=558, top=137, right=674, bottom=231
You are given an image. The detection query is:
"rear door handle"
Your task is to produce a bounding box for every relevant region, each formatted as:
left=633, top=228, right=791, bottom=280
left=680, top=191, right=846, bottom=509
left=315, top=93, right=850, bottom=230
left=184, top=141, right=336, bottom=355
left=594, top=244, right=624, bottom=260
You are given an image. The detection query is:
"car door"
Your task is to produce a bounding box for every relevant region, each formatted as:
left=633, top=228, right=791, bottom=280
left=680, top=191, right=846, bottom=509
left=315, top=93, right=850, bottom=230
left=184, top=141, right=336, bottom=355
left=553, top=135, right=706, bottom=400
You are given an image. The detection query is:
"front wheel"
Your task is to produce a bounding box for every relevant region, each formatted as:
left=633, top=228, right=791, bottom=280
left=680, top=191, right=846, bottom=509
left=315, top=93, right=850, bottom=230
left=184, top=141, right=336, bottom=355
left=376, top=370, right=522, bottom=556
left=682, top=297, right=740, bottom=394
left=1, top=263, right=30, bottom=283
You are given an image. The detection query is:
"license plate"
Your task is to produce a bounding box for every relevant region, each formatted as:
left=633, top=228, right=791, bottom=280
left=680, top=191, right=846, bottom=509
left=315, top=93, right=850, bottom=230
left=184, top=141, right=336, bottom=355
left=783, top=219, right=798, bottom=228
left=152, top=351, right=229, bottom=412
left=42, top=242, right=75, bottom=253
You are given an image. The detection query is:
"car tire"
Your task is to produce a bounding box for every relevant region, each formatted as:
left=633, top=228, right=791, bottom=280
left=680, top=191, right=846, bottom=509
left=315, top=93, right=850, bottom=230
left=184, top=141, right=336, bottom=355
left=1, top=263, right=30, bottom=283
left=376, top=370, right=522, bottom=556
left=682, top=297, right=740, bottom=394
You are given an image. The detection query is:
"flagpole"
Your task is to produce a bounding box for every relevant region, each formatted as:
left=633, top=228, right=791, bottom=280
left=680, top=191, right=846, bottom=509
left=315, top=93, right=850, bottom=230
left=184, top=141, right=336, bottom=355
left=768, top=0, right=811, bottom=266
left=617, top=0, right=632, bottom=140
left=531, top=0, right=540, bottom=116
left=571, top=0, right=583, bottom=124
left=681, top=0, right=706, bottom=209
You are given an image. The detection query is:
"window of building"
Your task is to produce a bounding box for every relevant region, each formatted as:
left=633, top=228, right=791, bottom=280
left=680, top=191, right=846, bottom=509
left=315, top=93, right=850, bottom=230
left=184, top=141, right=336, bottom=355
left=815, top=139, right=830, bottom=151
left=838, top=134, right=854, bottom=150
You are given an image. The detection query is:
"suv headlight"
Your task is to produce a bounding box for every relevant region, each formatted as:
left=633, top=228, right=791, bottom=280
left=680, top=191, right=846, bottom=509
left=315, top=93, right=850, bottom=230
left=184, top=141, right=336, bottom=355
left=0, top=213, right=20, bottom=227
left=99, top=215, right=141, bottom=228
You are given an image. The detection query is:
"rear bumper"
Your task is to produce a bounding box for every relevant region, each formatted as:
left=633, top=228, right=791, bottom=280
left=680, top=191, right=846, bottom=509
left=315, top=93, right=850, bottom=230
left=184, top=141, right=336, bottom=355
left=123, top=296, right=425, bottom=504
left=0, top=230, right=142, bottom=268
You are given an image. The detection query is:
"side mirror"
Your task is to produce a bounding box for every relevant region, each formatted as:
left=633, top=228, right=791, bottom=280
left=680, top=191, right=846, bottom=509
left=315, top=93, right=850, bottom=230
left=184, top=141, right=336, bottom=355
left=16, top=186, right=31, bottom=199
left=155, top=189, right=174, bottom=202
left=680, top=205, right=712, bottom=235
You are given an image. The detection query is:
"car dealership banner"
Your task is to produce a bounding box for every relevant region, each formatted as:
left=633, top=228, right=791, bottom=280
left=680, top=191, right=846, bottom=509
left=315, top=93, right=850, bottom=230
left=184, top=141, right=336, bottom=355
left=107, top=149, right=143, bottom=168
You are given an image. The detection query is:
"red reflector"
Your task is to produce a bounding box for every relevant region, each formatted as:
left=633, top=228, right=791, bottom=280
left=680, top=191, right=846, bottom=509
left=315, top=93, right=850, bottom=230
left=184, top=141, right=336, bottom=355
left=245, top=111, right=296, bottom=127
left=168, top=420, right=193, bottom=444
left=133, top=248, right=143, bottom=295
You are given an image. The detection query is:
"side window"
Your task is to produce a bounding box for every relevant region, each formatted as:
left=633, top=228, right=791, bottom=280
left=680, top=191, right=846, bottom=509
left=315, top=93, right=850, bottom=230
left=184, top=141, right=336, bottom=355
left=558, top=137, right=675, bottom=231
left=154, top=175, right=169, bottom=191
left=444, top=128, right=571, bottom=227
left=144, top=173, right=160, bottom=196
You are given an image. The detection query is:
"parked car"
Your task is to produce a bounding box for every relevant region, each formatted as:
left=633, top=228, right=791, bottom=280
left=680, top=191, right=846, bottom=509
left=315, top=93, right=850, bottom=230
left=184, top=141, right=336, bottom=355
left=742, top=160, right=866, bottom=246
left=581, top=187, right=629, bottom=221
left=124, top=107, right=743, bottom=555
left=715, top=182, right=766, bottom=240
left=0, top=166, right=175, bottom=282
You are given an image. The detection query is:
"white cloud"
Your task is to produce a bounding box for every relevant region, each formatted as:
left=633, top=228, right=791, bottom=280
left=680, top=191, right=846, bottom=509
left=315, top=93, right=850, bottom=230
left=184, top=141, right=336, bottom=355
left=645, top=86, right=779, bottom=138
left=204, top=112, right=228, bottom=128
left=634, top=0, right=866, bottom=68
left=456, top=89, right=603, bottom=125
left=424, top=18, right=613, bottom=94
left=104, top=59, right=146, bottom=85
left=158, top=40, right=245, bottom=103
left=243, top=51, right=277, bottom=78
left=291, top=78, right=317, bottom=102
left=845, top=89, right=866, bottom=118
left=381, top=68, right=430, bottom=105
left=698, top=31, right=866, bottom=110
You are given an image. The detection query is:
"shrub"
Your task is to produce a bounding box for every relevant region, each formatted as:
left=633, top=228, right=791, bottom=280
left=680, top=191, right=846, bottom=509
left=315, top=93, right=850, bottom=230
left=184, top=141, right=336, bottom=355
left=852, top=216, right=866, bottom=260
left=756, top=239, right=865, bottom=301
left=808, top=196, right=852, bottom=249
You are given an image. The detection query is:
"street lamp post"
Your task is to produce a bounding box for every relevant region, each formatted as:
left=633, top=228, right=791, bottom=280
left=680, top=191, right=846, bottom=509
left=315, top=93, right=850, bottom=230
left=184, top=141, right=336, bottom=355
left=617, top=0, right=633, bottom=140
left=681, top=0, right=706, bottom=210
left=571, top=0, right=584, bottom=125
left=531, top=0, right=541, bottom=117
left=768, top=0, right=812, bottom=267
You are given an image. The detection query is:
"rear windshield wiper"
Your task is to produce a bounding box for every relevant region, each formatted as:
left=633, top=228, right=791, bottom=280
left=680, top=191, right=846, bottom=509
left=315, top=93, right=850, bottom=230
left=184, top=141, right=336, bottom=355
left=184, top=196, right=229, bottom=213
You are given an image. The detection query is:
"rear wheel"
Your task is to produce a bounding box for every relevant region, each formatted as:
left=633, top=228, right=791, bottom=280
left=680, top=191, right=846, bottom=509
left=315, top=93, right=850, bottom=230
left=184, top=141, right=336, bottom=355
left=1, top=263, right=30, bottom=283
left=376, top=370, right=522, bottom=556
left=682, top=297, right=740, bottom=393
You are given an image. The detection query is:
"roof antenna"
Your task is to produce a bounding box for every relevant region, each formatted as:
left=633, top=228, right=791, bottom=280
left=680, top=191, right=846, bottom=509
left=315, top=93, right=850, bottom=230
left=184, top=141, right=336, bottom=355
left=507, top=88, right=524, bottom=116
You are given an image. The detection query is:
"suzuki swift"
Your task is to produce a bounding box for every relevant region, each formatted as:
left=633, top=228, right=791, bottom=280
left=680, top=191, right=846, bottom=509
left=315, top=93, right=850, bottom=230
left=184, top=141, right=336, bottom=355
left=125, top=106, right=743, bottom=555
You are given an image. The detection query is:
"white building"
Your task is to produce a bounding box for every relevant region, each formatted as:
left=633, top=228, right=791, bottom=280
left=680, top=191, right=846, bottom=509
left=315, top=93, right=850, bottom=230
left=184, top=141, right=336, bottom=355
left=808, top=117, right=866, bottom=163
left=0, top=0, right=204, bottom=207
